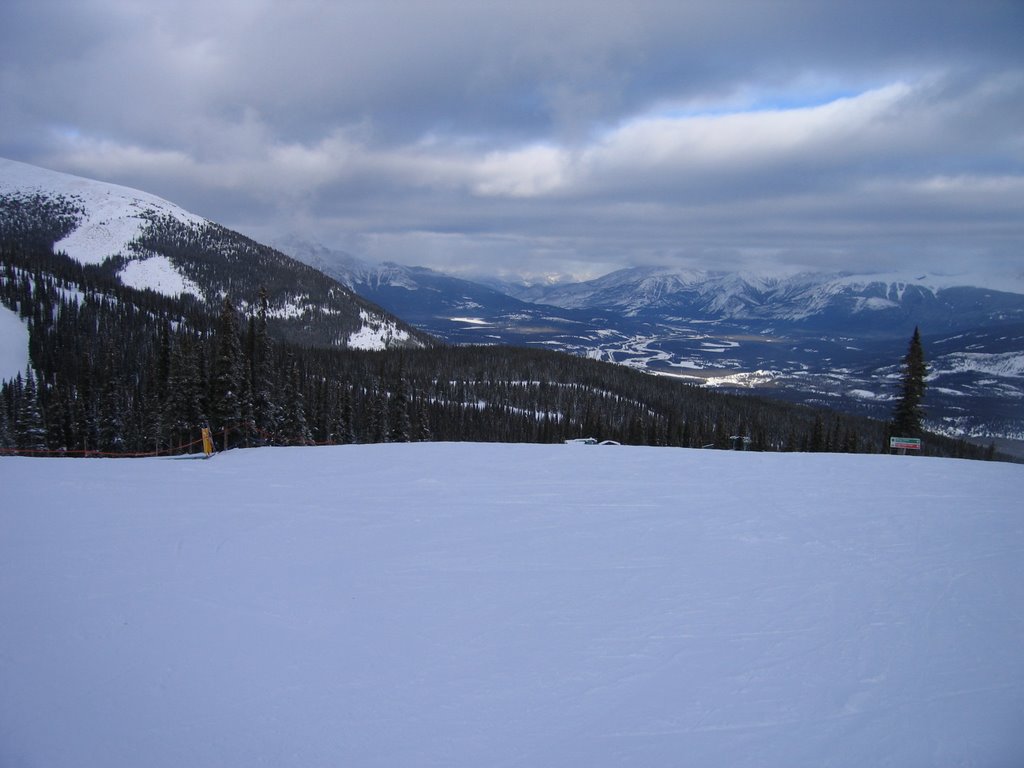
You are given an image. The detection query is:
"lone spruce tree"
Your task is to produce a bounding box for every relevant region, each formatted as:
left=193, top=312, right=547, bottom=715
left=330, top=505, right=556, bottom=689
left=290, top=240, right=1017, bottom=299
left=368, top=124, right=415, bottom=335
left=891, top=326, right=928, bottom=438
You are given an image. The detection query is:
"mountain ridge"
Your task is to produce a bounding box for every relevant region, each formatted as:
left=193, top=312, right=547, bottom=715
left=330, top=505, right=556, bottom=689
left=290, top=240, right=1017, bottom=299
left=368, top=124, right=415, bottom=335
left=498, top=264, right=1024, bottom=328
left=0, top=158, right=431, bottom=351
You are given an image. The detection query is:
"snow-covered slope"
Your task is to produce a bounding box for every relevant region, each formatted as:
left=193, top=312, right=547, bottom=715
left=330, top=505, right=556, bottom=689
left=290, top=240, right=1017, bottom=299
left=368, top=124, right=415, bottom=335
left=2, top=443, right=1022, bottom=767
left=345, top=308, right=411, bottom=350
left=0, top=158, right=430, bottom=350
left=0, top=157, right=206, bottom=269
left=118, top=253, right=203, bottom=297
left=0, top=303, right=28, bottom=381
left=507, top=265, right=1024, bottom=324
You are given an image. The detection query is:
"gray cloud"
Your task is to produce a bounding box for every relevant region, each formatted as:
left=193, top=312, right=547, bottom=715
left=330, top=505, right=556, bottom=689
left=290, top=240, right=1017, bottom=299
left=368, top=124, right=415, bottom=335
left=2, top=0, right=1022, bottom=279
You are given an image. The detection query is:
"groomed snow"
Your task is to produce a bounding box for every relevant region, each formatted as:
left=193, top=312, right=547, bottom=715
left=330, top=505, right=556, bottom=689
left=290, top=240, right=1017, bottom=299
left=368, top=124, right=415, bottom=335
left=0, top=303, right=29, bottom=382
left=1, top=444, right=1022, bottom=767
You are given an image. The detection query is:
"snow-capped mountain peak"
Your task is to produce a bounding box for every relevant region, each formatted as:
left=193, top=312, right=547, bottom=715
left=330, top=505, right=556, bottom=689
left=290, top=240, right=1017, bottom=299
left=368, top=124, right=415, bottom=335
left=0, top=158, right=429, bottom=350
left=0, top=157, right=207, bottom=267
left=501, top=265, right=1024, bottom=325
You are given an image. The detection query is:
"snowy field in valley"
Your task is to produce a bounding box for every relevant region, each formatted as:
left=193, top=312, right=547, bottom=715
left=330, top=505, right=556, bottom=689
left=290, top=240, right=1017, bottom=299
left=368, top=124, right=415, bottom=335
left=1, top=443, right=1022, bottom=767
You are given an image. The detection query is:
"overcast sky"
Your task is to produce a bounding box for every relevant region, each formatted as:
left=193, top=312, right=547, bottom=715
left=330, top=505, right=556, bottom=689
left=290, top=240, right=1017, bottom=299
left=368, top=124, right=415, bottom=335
left=2, top=1, right=1022, bottom=280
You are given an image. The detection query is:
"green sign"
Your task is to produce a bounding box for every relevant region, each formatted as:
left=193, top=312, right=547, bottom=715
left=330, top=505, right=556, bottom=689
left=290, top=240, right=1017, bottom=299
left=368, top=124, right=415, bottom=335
left=890, top=437, right=922, bottom=450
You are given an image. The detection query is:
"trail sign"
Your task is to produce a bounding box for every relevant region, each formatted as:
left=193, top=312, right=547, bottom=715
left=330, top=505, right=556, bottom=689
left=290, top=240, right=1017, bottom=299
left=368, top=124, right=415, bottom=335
left=890, top=437, right=921, bottom=451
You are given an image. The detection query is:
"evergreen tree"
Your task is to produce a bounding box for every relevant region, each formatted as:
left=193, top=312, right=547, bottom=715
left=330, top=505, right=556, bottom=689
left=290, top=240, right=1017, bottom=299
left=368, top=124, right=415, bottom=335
left=141, top=359, right=165, bottom=454
left=712, top=414, right=729, bottom=449
left=98, top=374, right=127, bottom=453
left=414, top=392, right=432, bottom=442
left=368, top=388, right=389, bottom=443
left=15, top=369, right=47, bottom=451
left=165, top=334, right=206, bottom=453
left=0, top=394, right=10, bottom=448
left=279, top=357, right=313, bottom=445
left=212, top=296, right=244, bottom=449
left=237, top=370, right=258, bottom=447
left=251, top=288, right=279, bottom=443
left=809, top=414, right=825, bottom=452
left=842, top=427, right=858, bottom=454
left=891, top=326, right=928, bottom=438
left=157, top=320, right=172, bottom=406
left=332, top=385, right=356, bottom=444
left=43, top=382, right=69, bottom=452
left=75, top=351, right=99, bottom=452
left=388, top=376, right=412, bottom=443
left=97, top=348, right=127, bottom=453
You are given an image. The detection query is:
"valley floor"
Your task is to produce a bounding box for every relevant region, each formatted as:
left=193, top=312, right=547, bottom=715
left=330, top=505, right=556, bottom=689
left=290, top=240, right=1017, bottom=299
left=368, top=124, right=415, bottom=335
left=1, top=443, right=1023, bottom=767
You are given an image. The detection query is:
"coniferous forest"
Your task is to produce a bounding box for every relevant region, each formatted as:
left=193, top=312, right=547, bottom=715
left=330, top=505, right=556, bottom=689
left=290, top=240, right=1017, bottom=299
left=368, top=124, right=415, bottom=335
left=0, top=197, right=1002, bottom=461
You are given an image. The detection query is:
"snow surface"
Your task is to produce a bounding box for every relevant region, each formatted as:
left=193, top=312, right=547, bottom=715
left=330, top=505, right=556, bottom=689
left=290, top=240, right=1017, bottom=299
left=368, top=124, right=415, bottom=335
left=823, top=270, right=1024, bottom=296
left=347, top=308, right=411, bottom=350
left=119, top=255, right=203, bottom=298
left=2, top=443, right=1023, bottom=768
left=0, top=304, right=29, bottom=382
left=0, top=157, right=207, bottom=267
left=0, top=304, right=29, bottom=381
left=934, top=351, right=1024, bottom=379
left=848, top=388, right=876, bottom=399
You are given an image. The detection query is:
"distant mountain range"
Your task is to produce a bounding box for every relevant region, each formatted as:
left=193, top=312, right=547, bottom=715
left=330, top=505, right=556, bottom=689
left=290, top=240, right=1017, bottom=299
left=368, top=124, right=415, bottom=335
left=502, top=266, right=1024, bottom=330
left=277, top=239, right=1024, bottom=442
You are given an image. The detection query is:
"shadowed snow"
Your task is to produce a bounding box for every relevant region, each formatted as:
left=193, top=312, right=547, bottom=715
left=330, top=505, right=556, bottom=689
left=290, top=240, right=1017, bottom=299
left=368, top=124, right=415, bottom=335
left=1, top=443, right=1022, bottom=767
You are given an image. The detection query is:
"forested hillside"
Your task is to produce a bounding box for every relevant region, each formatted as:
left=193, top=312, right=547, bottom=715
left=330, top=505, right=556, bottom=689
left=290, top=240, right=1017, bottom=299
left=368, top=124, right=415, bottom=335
left=0, top=237, right=998, bottom=460
left=0, top=166, right=432, bottom=351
